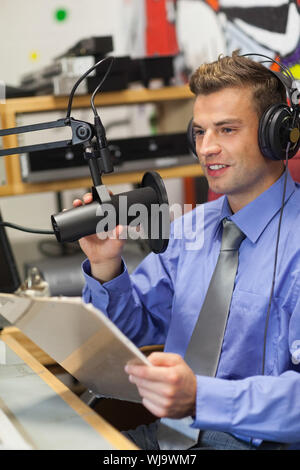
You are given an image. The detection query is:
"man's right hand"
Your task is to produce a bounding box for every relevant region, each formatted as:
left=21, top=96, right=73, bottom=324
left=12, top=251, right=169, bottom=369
left=73, top=192, right=126, bottom=283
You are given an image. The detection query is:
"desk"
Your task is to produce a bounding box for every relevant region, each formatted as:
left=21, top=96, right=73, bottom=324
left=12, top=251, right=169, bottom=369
left=0, top=331, right=138, bottom=450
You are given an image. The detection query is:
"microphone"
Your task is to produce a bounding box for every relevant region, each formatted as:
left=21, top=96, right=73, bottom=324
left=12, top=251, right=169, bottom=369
left=0, top=57, right=171, bottom=255
left=51, top=171, right=170, bottom=254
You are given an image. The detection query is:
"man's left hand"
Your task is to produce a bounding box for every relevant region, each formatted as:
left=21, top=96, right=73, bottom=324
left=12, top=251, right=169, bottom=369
left=125, top=352, right=197, bottom=419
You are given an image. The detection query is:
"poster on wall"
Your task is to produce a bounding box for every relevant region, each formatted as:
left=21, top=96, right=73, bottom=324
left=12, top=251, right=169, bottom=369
left=128, top=0, right=299, bottom=79
left=175, top=0, right=299, bottom=77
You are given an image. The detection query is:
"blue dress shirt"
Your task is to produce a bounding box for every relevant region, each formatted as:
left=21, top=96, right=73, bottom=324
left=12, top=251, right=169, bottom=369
left=82, top=169, right=300, bottom=447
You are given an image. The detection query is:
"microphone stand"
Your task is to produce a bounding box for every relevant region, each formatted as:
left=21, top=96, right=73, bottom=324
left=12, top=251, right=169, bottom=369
left=0, top=57, right=170, bottom=254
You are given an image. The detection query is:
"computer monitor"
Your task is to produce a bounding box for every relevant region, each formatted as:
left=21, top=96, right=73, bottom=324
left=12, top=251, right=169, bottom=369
left=0, top=210, right=21, bottom=293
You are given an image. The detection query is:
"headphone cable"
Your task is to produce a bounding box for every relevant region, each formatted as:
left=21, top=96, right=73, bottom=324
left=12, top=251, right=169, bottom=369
left=261, top=143, right=290, bottom=375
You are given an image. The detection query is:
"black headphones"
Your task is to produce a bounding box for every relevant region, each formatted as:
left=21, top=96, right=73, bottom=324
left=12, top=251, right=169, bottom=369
left=187, top=53, right=300, bottom=161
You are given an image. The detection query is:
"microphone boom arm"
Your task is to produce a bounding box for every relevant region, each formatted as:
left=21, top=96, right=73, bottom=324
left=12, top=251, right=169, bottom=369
left=0, top=117, right=95, bottom=157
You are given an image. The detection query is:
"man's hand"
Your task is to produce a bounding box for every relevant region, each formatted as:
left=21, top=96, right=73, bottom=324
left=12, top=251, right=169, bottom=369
left=125, top=352, right=197, bottom=419
left=72, top=192, right=126, bottom=282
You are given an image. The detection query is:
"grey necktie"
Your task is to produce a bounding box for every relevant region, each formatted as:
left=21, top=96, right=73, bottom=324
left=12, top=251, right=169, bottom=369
left=184, top=218, right=246, bottom=376
left=157, top=218, right=246, bottom=450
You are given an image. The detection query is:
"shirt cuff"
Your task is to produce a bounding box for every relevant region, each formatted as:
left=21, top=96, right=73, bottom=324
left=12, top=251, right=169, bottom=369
left=191, top=375, right=235, bottom=432
left=190, top=375, right=262, bottom=446
left=82, top=257, right=132, bottom=296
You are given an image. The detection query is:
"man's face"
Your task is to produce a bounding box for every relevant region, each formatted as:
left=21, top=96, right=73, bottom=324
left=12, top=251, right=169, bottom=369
left=193, top=87, right=283, bottom=211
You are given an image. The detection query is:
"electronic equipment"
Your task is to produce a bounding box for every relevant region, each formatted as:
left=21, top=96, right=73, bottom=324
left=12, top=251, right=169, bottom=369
left=20, top=132, right=194, bottom=183
left=20, top=36, right=113, bottom=89
left=24, top=253, right=86, bottom=297
left=2, top=85, right=35, bottom=99
left=130, top=55, right=175, bottom=87
left=24, top=238, right=149, bottom=297
left=20, top=36, right=176, bottom=96
left=107, top=131, right=195, bottom=169
left=20, top=56, right=132, bottom=96
left=19, top=36, right=128, bottom=97
left=55, top=36, right=114, bottom=59
left=87, top=56, right=131, bottom=93
left=20, top=56, right=96, bottom=96
left=21, top=57, right=96, bottom=86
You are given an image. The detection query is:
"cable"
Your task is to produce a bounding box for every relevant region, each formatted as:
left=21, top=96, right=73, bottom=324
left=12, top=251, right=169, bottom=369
left=91, top=57, right=114, bottom=117
left=246, top=53, right=298, bottom=374
left=261, top=143, right=290, bottom=375
left=241, top=52, right=299, bottom=376
left=66, top=56, right=114, bottom=119
left=243, top=53, right=294, bottom=83
left=259, top=60, right=294, bottom=104
left=0, top=221, right=54, bottom=235
left=242, top=53, right=295, bottom=105
left=259, top=60, right=294, bottom=82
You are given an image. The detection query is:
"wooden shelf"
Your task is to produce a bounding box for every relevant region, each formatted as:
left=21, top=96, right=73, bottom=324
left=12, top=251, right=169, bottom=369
left=0, top=164, right=202, bottom=196
left=1, top=85, right=194, bottom=114
left=0, top=85, right=199, bottom=196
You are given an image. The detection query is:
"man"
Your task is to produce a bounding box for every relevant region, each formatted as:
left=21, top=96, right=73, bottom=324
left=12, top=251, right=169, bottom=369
left=75, top=52, right=300, bottom=450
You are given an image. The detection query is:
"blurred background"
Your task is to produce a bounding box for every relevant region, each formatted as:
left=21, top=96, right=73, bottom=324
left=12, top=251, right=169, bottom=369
left=0, top=0, right=299, bottom=296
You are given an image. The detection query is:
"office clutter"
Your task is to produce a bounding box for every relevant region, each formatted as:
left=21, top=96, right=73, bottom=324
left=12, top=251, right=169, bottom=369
left=15, top=36, right=177, bottom=98
left=1, top=231, right=150, bottom=299
left=23, top=237, right=150, bottom=297
left=0, top=35, right=195, bottom=185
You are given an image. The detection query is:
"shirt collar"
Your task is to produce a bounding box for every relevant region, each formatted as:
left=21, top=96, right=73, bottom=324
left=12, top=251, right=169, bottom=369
left=217, top=169, right=296, bottom=244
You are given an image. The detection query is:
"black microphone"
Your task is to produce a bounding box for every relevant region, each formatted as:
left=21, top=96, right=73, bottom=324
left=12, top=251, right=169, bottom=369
left=51, top=171, right=170, bottom=254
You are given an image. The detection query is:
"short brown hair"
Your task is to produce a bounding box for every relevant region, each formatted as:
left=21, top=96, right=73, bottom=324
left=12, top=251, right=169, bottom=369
left=189, top=50, right=287, bottom=119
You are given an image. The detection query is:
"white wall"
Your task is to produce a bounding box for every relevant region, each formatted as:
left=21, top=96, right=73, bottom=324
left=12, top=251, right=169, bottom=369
left=0, top=0, right=127, bottom=85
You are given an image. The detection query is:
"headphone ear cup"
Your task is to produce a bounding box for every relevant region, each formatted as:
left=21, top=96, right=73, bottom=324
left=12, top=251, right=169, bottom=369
left=187, top=119, right=197, bottom=157
left=259, top=104, right=300, bottom=160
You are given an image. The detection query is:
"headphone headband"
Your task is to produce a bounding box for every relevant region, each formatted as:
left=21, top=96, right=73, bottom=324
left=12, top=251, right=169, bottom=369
left=241, top=53, right=296, bottom=105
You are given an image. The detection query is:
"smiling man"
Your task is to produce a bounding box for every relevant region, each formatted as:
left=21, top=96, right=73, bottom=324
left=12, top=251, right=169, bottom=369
left=192, top=87, right=284, bottom=212
left=79, top=51, right=300, bottom=450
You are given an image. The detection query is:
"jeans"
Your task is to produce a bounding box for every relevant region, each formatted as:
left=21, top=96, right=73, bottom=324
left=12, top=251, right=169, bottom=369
left=123, top=420, right=286, bottom=451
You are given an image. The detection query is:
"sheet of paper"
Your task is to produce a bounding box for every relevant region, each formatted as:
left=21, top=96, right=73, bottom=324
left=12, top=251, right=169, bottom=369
left=0, top=293, right=151, bottom=402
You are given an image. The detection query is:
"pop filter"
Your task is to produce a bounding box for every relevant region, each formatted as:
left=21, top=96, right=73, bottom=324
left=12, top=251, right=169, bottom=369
left=140, top=171, right=169, bottom=253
